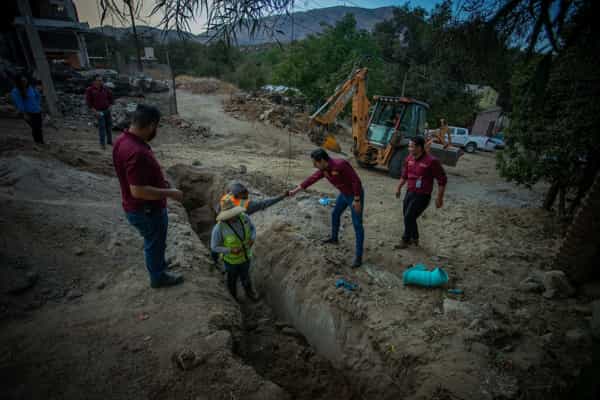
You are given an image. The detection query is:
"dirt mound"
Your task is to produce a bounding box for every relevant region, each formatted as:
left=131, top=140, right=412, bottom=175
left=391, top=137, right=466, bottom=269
left=175, top=75, right=238, bottom=94
left=0, top=154, right=291, bottom=400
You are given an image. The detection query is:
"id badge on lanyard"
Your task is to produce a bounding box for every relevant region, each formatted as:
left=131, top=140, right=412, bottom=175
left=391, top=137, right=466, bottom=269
left=416, top=177, right=423, bottom=189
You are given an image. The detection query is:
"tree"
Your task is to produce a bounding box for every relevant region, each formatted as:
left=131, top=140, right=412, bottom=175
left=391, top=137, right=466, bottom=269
left=372, top=1, right=481, bottom=126
left=470, top=0, right=600, bottom=214
left=99, top=0, right=145, bottom=71
left=271, top=14, right=385, bottom=106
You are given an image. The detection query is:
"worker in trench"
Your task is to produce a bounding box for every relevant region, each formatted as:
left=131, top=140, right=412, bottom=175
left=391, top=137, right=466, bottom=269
left=211, top=182, right=288, bottom=266
left=395, top=136, right=447, bottom=248
left=210, top=197, right=260, bottom=302
left=289, top=148, right=365, bottom=268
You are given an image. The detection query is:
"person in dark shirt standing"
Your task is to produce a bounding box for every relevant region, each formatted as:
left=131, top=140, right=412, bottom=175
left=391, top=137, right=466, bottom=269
left=11, top=74, right=44, bottom=144
left=86, top=75, right=114, bottom=150
left=112, top=104, right=184, bottom=288
left=395, top=136, right=447, bottom=249
left=289, top=149, right=365, bottom=268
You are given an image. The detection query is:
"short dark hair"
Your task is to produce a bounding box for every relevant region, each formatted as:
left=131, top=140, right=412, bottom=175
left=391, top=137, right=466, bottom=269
left=410, top=136, right=426, bottom=150
left=132, top=104, right=161, bottom=128
left=310, top=148, right=330, bottom=162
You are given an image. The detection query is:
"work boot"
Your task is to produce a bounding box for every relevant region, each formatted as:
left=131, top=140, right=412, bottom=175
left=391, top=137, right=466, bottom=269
left=244, top=287, right=260, bottom=303
left=396, top=240, right=411, bottom=250
left=351, top=256, right=362, bottom=269
left=322, top=238, right=339, bottom=245
left=150, top=271, right=184, bottom=288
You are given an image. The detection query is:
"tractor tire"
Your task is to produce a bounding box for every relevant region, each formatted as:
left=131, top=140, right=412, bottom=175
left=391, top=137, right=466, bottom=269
left=465, top=142, right=477, bottom=153
left=388, top=148, right=408, bottom=179
left=357, top=160, right=375, bottom=169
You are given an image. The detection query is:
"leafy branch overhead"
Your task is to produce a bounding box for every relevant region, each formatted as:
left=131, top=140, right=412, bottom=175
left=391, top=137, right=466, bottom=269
left=100, top=0, right=295, bottom=42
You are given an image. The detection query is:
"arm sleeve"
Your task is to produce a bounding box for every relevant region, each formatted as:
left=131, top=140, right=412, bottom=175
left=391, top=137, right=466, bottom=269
left=300, top=170, right=324, bottom=190
left=248, top=217, right=256, bottom=241
left=246, top=195, right=286, bottom=215
left=342, top=160, right=362, bottom=197
left=210, top=224, right=230, bottom=254
left=401, top=157, right=409, bottom=180
left=432, top=159, right=448, bottom=186
left=125, top=153, right=152, bottom=187
left=33, top=88, right=41, bottom=107
left=11, top=90, right=24, bottom=112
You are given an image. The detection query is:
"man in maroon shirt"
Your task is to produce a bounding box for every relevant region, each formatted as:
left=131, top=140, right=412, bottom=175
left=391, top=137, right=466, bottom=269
left=86, top=75, right=114, bottom=150
left=289, top=149, right=365, bottom=268
left=395, top=136, right=447, bottom=249
left=113, top=104, right=185, bottom=288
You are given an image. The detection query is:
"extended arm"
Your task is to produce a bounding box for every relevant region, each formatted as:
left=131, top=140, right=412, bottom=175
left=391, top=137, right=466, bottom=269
left=246, top=194, right=287, bottom=215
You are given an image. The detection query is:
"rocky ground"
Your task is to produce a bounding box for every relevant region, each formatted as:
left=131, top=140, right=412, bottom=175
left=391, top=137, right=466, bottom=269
left=0, top=86, right=598, bottom=400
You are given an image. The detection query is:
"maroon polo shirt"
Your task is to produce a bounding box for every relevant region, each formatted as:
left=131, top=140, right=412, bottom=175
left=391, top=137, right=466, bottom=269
left=401, top=152, right=447, bottom=195
left=112, top=129, right=168, bottom=212
left=85, top=85, right=113, bottom=111
left=301, top=158, right=363, bottom=197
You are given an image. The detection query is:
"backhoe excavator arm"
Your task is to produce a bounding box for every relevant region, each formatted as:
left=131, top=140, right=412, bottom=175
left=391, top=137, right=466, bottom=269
left=309, top=68, right=370, bottom=155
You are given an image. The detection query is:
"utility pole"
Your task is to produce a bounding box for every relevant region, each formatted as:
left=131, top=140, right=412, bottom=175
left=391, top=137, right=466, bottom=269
left=16, top=0, right=60, bottom=116
left=401, top=69, right=408, bottom=97
left=166, top=49, right=178, bottom=115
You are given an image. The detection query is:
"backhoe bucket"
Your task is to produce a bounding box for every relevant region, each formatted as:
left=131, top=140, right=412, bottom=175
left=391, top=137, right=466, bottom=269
left=322, top=134, right=341, bottom=153
left=428, top=143, right=462, bottom=167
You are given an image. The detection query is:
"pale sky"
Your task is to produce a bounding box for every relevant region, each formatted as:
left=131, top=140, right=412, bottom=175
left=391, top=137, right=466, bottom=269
left=75, top=0, right=442, bottom=33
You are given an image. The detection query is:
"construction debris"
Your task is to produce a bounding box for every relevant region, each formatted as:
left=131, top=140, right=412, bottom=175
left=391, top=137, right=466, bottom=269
left=224, top=92, right=310, bottom=133
left=175, top=75, right=237, bottom=94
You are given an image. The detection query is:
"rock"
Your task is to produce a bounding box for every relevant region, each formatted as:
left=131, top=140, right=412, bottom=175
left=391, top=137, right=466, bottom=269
left=239, top=165, right=247, bottom=174
left=281, top=327, right=304, bottom=339
left=4, top=270, right=38, bottom=294
left=66, top=289, right=83, bottom=300
left=591, top=300, right=600, bottom=340
left=542, top=271, right=575, bottom=299
left=73, top=247, right=84, bottom=256
left=565, top=328, right=592, bottom=347
left=470, top=342, right=490, bottom=357
left=581, top=282, right=600, bottom=299
left=173, top=349, right=201, bottom=370
left=275, top=321, right=290, bottom=330
left=518, top=276, right=544, bottom=293
left=443, top=298, right=476, bottom=317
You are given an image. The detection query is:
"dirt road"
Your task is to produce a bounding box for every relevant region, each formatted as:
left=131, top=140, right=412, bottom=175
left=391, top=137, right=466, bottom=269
left=0, top=88, right=595, bottom=400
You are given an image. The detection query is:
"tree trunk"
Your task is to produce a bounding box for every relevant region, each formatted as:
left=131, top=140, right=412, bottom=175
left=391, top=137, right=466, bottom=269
left=126, top=0, right=143, bottom=73
left=558, top=186, right=566, bottom=217
left=543, top=181, right=559, bottom=210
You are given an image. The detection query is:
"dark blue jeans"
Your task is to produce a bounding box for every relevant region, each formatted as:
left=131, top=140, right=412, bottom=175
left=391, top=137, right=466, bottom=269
left=98, top=109, right=112, bottom=145
left=126, top=208, right=168, bottom=283
left=332, top=191, right=365, bottom=259
left=224, top=260, right=251, bottom=299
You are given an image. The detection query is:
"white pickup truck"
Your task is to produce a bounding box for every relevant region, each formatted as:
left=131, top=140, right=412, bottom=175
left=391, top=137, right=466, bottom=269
left=447, top=126, right=495, bottom=153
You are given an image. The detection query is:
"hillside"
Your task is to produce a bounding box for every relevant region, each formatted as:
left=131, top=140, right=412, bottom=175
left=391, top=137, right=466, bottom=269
left=90, top=6, right=396, bottom=45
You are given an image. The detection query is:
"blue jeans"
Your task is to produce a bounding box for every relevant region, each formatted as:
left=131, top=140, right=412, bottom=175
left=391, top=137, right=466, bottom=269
left=98, top=109, right=112, bottom=145
left=126, top=208, right=168, bottom=283
left=332, top=191, right=365, bottom=259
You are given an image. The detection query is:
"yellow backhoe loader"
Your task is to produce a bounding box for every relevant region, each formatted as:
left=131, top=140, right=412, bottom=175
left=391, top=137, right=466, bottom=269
left=309, top=67, right=462, bottom=178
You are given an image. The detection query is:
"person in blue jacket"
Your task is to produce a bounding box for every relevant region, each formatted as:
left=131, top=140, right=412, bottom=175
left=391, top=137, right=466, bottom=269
left=11, top=75, right=44, bottom=144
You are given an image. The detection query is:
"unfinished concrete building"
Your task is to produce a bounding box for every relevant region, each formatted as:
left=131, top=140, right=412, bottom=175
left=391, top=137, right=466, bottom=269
left=2, top=0, right=90, bottom=71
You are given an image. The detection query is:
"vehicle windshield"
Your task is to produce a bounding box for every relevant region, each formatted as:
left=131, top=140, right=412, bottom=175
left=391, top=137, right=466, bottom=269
left=367, top=103, right=406, bottom=145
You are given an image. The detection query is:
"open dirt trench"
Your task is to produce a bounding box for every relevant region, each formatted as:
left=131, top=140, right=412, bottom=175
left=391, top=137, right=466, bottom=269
left=169, top=164, right=364, bottom=399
